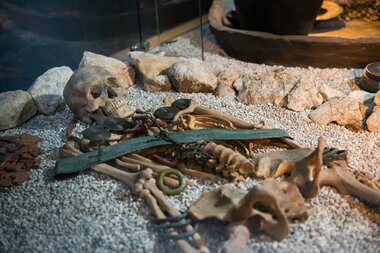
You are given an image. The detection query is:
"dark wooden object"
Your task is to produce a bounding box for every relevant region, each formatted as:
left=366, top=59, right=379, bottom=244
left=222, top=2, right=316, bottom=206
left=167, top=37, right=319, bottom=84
left=209, top=0, right=380, bottom=68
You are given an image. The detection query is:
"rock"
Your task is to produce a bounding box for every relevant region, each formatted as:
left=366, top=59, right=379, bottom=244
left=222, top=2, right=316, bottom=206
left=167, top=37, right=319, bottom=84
left=168, top=59, right=218, bottom=93
left=309, top=97, right=363, bottom=130
left=79, top=51, right=135, bottom=89
left=366, top=91, right=380, bottom=131
left=215, top=84, right=236, bottom=97
left=143, top=75, right=172, bottom=92
left=366, top=107, right=380, bottom=131
left=286, top=77, right=323, bottom=111
left=127, top=51, right=183, bottom=80
left=0, top=90, right=37, bottom=130
left=348, top=90, right=375, bottom=117
left=217, top=67, right=244, bottom=87
left=28, top=66, right=73, bottom=115
left=319, top=84, right=344, bottom=100
left=234, top=71, right=298, bottom=106
left=206, top=61, right=227, bottom=76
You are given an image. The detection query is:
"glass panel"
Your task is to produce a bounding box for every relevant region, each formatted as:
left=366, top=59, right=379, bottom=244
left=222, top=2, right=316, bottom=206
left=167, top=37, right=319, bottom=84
left=138, top=0, right=212, bottom=59
left=0, top=0, right=141, bottom=92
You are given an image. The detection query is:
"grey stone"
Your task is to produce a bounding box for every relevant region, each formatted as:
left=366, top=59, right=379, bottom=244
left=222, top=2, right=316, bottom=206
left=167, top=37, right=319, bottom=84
left=168, top=59, right=218, bottom=93
left=234, top=71, right=298, bottom=107
left=143, top=75, right=172, bottom=92
left=366, top=91, right=380, bottom=132
left=286, top=77, right=323, bottom=111
left=0, top=90, right=37, bottom=130
left=309, top=97, right=363, bottom=130
left=28, top=66, right=73, bottom=115
left=79, top=51, right=135, bottom=89
left=127, top=52, right=183, bottom=80
left=215, top=84, right=236, bottom=97
left=348, top=90, right=375, bottom=118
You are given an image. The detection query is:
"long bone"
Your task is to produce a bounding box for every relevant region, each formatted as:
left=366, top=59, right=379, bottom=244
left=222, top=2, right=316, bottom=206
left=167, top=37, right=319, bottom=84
left=320, top=160, right=380, bottom=207
left=59, top=140, right=209, bottom=253
left=165, top=97, right=302, bottom=149
left=252, top=137, right=380, bottom=206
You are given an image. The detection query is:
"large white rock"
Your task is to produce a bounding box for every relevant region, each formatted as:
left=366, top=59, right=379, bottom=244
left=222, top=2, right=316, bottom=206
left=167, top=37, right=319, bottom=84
left=127, top=51, right=183, bottom=80
left=0, top=90, right=37, bottom=130
left=168, top=59, right=218, bottom=93
left=234, top=71, right=298, bottom=107
left=28, top=66, right=73, bottom=115
left=366, top=91, right=380, bottom=132
left=79, top=51, right=135, bottom=89
left=143, top=75, right=172, bottom=92
left=309, top=97, right=363, bottom=130
left=286, top=77, right=324, bottom=111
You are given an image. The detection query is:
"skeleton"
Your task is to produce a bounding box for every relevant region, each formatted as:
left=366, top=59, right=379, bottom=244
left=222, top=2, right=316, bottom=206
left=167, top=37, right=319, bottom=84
left=59, top=91, right=380, bottom=251
left=59, top=138, right=209, bottom=253
left=64, top=66, right=134, bottom=125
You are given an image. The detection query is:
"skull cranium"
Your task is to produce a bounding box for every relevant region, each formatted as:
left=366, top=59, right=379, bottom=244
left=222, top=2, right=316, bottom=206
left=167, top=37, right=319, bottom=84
left=64, top=66, right=134, bottom=124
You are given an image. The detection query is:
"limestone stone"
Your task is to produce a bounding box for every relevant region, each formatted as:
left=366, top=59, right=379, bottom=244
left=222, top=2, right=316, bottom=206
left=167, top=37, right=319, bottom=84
left=286, top=77, right=323, bottom=111
left=79, top=51, right=135, bottom=89
left=309, top=97, right=363, bottom=130
left=0, top=90, right=37, bottom=130
left=319, top=84, right=344, bottom=100
left=127, top=52, right=183, bottom=80
left=143, top=75, right=172, bottom=92
left=28, top=66, right=73, bottom=115
left=215, top=84, right=236, bottom=97
left=366, top=91, right=380, bottom=132
left=217, top=67, right=244, bottom=87
left=348, top=90, right=375, bottom=117
left=168, top=59, right=218, bottom=93
left=206, top=61, right=227, bottom=76
left=234, top=71, right=298, bottom=107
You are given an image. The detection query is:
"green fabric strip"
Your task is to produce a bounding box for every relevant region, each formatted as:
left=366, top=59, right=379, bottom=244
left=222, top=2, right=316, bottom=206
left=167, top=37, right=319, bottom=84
left=55, top=128, right=291, bottom=175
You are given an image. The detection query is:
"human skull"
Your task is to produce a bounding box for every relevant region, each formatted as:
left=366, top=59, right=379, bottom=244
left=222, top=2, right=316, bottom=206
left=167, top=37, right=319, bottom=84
left=64, top=66, right=134, bottom=124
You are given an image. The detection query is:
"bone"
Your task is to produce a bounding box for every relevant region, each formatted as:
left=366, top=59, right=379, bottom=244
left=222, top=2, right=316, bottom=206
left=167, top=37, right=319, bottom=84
left=290, top=137, right=325, bottom=198
left=143, top=178, right=209, bottom=252
left=114, top=158, right=180, bottom=188
left=220, top=223, right=255, bottom=253
left=189, top=184, right=292, bottom=241
left=60, top=140, right=209, bottom=253
left=320, top=160, right=380, bottom=207
left=354, top=171, right=380, bottom=191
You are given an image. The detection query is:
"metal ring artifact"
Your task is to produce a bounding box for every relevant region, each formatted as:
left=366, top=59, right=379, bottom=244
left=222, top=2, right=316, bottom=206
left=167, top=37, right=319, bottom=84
left=157, top=168, right=187, bottom=195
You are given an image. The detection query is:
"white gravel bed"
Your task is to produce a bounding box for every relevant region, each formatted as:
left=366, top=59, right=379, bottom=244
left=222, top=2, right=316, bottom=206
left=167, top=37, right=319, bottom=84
left=1, top=26, right=380, bottom=253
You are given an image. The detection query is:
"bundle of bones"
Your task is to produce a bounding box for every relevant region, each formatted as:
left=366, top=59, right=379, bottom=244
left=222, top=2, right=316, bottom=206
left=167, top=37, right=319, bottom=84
left=57, top=66, right=380, bottom=253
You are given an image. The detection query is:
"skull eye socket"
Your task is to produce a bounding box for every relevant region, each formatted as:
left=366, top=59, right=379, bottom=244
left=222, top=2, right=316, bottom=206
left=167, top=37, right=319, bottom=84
left=90, top=86, right=102, bottom=98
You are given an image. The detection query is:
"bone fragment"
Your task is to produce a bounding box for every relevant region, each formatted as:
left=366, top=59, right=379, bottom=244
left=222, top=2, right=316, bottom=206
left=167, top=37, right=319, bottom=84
left=220, top=223, right=255, bottom=253
left=320, top=160, right=380, bottom=207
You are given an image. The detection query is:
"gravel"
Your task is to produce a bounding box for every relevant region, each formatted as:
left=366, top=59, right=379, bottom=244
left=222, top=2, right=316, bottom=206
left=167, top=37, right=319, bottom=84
left=1, top=26, right=379, bottom=253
